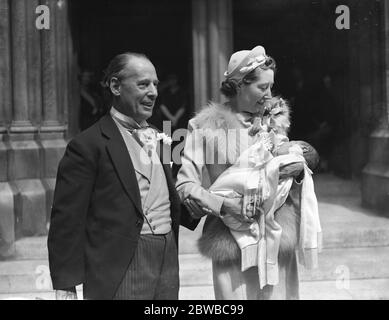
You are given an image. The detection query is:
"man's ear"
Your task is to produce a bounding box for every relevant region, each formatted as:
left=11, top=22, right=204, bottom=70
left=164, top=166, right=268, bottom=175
left=109, top=77, right=121, bottom=96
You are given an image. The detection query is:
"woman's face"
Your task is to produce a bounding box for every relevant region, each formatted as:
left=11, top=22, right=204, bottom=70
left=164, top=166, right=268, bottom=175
left=237, top=68, right=274, bottom=114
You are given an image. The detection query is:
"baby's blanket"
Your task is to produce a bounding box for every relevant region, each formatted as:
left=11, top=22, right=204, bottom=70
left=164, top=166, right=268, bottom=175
left=209, top=142, right=322, bottom=288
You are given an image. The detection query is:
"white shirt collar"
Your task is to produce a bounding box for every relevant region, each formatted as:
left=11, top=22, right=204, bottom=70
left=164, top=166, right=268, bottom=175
left=110, top=107, right=148, bottom=130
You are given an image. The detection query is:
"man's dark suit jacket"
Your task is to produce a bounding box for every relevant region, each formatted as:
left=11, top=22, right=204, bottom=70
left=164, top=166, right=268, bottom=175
left=48, top=114, right=196, bottom=300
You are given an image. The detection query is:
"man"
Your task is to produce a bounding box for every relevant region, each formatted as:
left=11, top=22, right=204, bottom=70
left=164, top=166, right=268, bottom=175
left=48, top=52, right=194, bottom=300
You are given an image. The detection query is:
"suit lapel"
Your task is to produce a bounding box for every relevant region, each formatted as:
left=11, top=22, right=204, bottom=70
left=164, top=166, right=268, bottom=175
left=157, top=140, right=180, bottom=224
left=122, top=134, right=152, bottom=182
left=100, top=115, right=143, bottom=216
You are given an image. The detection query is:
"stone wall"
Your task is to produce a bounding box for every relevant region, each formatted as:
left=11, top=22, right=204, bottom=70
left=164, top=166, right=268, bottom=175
left=0, top=0, right=75, bottom=257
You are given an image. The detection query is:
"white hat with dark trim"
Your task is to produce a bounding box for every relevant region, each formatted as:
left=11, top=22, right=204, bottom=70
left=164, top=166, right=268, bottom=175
left=224, top=45, right=269, bottom=81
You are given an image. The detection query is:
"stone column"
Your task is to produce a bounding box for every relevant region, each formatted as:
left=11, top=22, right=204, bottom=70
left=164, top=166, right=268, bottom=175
left=192, top=0, right=208, bottom=109
left=350, top=1, right=372, bottom=176
left=192, top=0, right=233, bottom=110
left=66, top=5, right=81, bottom=138
left=0, top=0, right=11, bottom=134
left=362, top=0, right=389, bottom=212
left=0, top=0, right=72, bottom=257
left=0, top=0, right=14, bottom=257
left=9, top=0, right=36, bottom=133
left=7, top=0, right=46, bottom=241
left=26, top=0, right=43, bottom=126
left=39, top=0, right=68, bottom=224
left=41, top=0, right=61, bottom=130
left=207, top=0, right=233, bottom=103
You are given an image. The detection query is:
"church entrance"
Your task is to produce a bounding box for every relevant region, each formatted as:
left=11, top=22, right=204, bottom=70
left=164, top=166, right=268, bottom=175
left=69, top=0, right=193, bottom=133
left=233, top=0, right=381, bottom=178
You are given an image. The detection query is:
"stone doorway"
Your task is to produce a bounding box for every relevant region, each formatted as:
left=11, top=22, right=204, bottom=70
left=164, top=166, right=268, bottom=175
left=232, top=0, right=382, bottom=180
left=68, top=0, right=193, bottom=134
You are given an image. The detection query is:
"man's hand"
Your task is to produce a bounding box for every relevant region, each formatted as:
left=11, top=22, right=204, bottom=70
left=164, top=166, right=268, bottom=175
left=184, top=198, right=211, bottom=219
left=55, top=289, right=78, bottom=300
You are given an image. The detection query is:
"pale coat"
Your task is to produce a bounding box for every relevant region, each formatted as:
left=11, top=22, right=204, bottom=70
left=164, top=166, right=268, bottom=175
left=176, top=99, right=307, bottom=265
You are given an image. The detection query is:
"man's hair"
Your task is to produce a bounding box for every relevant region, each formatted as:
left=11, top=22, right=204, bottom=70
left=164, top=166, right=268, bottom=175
left=101, top=52, right=149, bottom=94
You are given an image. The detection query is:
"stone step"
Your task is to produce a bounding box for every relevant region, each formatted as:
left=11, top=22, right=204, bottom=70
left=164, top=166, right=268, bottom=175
left=318, top=200, right=389, bottom=248
left=2, top=245, right=389, bottom=294
left=178, top=247, right=389, bottom=286
left=179, top=203, right=389, bottom=255
left=312, top=174, right=361, bottom=198
left=8, top=191, right=389, bottom=261
left=1, top=278, right=389, bottom=300
left=13, top=237, right=49, bottom=260
left=178, top=278, right=389, bottom=300
left=0, top=287, right=83, bottom=300
left=0, top=260, right=51, bottom=293
left=8, top=210, right=389, bottom=262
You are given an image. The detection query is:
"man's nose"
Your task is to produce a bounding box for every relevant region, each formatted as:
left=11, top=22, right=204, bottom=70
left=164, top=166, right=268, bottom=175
left=148, top=84, right=158, bottom=98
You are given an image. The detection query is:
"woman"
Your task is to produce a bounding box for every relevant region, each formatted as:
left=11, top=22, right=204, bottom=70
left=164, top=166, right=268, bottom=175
left=176, top=45, right=321, bottom=300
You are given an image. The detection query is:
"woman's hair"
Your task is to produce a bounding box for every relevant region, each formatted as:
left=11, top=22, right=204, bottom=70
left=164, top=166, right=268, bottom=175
left=100, top=52, right=149, bottom=96
left=220, top=55, right=276, bottom=98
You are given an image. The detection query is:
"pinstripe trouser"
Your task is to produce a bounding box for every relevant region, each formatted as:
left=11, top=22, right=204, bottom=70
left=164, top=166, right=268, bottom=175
left=113, top=231, right=179, bottom=300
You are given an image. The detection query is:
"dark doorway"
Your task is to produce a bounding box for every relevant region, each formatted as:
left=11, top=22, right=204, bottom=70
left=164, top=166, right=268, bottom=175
left=233, top=0, right=352, bottom=177
left=69, top=0, right=193, bottom=132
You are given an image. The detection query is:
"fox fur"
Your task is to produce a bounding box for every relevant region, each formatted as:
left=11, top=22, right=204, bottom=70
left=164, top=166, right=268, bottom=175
left=192, top=97, right=301, bottom=266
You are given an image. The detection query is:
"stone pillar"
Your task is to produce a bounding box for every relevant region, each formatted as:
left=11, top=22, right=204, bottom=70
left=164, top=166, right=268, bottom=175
left=0, top=0, right=11, bottom=133
left=26, top=0, right=43, bottom=126
left=39, top=0, right=68, bottom=224
left=192, top=0, right=233, bottom=110
left=41, top=0, right=60, bottom=130
left=0, top=0, right=14, bottom=257
left=9, top=0, right=36, bottom=132
left=362, top=0, right=389, bottom=212
left=0, top=0, right=70, bottom=257
left=7, top=0, right=45, bottom=242
left=66, top=3, right=80, bottom=138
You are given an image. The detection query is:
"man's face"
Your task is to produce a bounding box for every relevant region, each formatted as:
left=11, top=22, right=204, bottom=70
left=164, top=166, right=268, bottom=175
left=117, top=58, right=159, bottom=122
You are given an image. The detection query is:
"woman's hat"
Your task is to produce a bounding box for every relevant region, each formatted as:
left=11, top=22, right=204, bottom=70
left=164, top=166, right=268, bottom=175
left=224, top=45, right=269, bottom=81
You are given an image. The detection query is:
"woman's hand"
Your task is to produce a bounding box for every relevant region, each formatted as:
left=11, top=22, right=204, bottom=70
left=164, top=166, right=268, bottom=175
left=221, top=197, right=254, bottom=222
left=185, top=195, right=252, bottom=222
left=274, top=141, right=297, bottom=156
left=275, top=141, right=319, bottom=171
left=279, top=162, right=304, bottom=180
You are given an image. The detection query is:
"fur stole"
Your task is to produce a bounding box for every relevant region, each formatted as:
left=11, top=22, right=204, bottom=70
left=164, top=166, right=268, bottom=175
left=198, top=195, right=301, bottom=266
left=193, top=97, right=299, bottom=265
left=191, top=96, right=291, bottom=135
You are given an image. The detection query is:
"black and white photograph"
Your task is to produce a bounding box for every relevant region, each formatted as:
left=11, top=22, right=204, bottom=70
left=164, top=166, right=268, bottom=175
left=0, top=0, right=389, bottom=302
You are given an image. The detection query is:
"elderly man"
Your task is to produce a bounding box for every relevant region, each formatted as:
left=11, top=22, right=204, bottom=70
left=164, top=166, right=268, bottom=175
left=48, top=52, right=194, bottom=300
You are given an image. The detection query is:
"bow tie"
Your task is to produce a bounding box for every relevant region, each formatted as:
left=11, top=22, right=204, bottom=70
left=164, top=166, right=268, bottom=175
left=114, top=116, right=149, bottom=133
left=130, top=127, right=158, bottom=157
left=127, top=125, right=150, bottom=134
left=110, top=107, right=149, bottom=132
